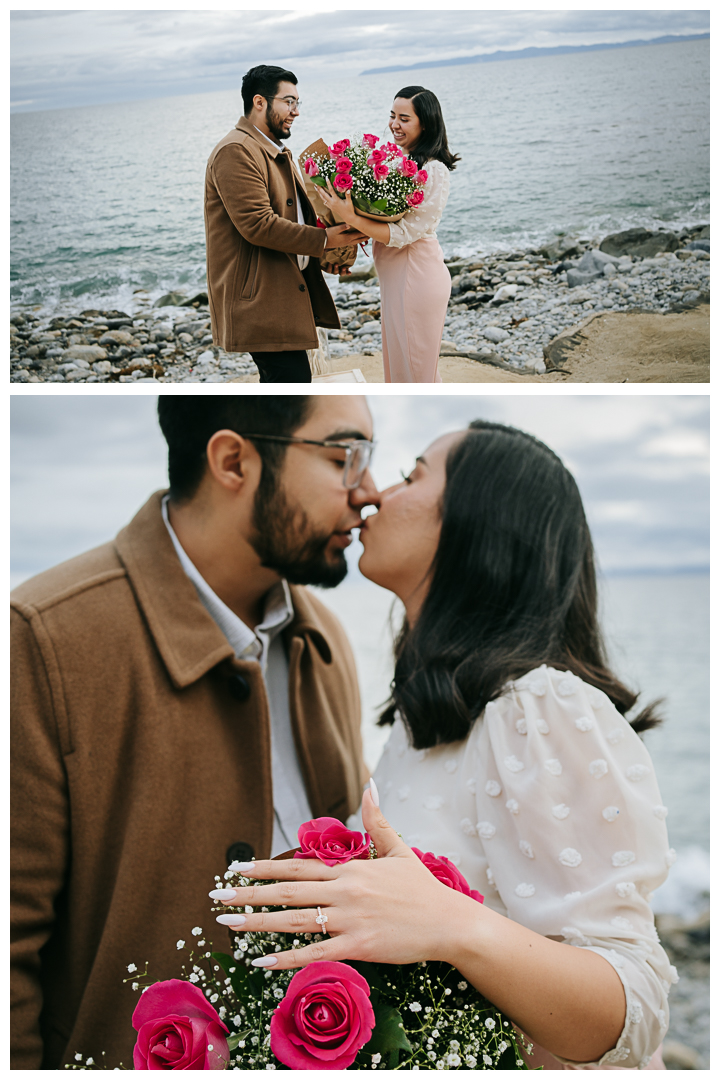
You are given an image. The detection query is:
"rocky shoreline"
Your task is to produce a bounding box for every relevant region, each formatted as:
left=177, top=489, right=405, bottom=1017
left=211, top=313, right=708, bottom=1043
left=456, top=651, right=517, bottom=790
left=9, top=224, right=709, bottom=383
left=656, top=909, right=710, bottom=1069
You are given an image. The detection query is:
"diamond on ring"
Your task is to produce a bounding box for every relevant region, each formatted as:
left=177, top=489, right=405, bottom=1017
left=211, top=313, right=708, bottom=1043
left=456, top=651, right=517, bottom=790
left=316, top=906, right=329, bottom=933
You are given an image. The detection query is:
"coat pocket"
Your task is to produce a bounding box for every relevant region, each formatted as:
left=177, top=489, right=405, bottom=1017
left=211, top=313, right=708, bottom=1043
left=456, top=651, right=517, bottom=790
left=234, top=245, right=259, bottom=301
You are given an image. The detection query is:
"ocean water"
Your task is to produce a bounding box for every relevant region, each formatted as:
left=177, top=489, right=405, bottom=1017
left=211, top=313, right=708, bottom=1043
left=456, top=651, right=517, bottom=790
left=313, top=571, right=710, bottom=920
left=10, top=38, right=708, bottom=316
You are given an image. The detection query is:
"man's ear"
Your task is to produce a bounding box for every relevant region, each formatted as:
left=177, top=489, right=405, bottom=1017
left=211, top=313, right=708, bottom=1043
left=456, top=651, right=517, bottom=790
left=205, top=430, right=261, bottom=494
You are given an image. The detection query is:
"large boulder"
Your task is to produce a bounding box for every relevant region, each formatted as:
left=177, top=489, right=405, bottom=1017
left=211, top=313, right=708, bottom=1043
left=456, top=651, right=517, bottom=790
left=600, top=228, right=679, bottom=258
left=539, top=236, right=580, bottom=262
left=154, top=291, right=187, bottom=308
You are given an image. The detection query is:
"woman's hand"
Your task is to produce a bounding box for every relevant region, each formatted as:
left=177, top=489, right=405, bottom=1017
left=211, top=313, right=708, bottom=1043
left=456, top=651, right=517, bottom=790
left=213, top=788, right=480, bottom=970
left=316, top=179, right=364, bottom=230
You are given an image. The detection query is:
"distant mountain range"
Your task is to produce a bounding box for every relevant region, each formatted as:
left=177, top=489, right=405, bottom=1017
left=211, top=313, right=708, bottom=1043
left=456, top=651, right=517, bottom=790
left=360, top=32, right=709, bottom=76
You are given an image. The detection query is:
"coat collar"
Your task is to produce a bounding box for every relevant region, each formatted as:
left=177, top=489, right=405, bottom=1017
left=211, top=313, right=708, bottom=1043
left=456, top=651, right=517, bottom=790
left=236, top=114, right=293, bottom=161
left=114, top=491, right=333, bottom=688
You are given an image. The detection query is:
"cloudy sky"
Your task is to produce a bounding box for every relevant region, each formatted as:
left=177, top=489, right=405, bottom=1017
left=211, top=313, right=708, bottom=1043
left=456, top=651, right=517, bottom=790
left=10, top=8, right=710, bottom=112
left=10, top=394, right=708, bottom=588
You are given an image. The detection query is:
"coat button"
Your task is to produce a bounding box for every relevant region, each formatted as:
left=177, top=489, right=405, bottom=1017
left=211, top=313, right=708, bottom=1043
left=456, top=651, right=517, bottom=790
left=287, top=198, right=293, bottom=206
left=227, top=841, right=254, bottom=865
left=228, top=674, right=250, bottom=701
left=299, top=284, right=306, bottom=292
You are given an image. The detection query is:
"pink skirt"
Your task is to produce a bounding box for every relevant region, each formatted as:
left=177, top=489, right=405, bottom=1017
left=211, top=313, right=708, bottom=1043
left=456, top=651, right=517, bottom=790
left=373, top=236, right=451, bottom=383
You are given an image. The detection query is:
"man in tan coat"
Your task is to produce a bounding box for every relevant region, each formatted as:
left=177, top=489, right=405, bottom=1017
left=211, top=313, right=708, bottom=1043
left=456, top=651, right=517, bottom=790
left=11, top=395, right=379, bottom=1069
left=205, top=65, right=367, bottom=382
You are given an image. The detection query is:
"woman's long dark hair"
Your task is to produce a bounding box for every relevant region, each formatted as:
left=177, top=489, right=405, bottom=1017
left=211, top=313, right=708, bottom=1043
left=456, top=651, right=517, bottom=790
left=380, top=420, right=661, bottom=748
left=394, top=85, right=460, bottom=171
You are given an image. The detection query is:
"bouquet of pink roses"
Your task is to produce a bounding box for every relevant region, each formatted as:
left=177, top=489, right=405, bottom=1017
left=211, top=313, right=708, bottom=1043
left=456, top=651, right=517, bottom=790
left=67, top=819, right=529, bottom=1070
left=299, top=134, right=428, bottom=223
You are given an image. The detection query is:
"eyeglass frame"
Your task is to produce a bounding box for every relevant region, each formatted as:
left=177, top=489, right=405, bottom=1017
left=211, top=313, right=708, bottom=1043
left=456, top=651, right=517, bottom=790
left=266, top=95, right=302, bottom=111
left=239, top=433, right=375, bottom=489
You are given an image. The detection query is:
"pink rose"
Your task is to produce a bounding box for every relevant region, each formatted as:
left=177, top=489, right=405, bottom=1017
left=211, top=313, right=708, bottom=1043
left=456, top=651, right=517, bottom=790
left=415, top=169, right=428, bottom=185
left=367, top=148, right=387, bottom=166
left=304, top=157, right=318, bottom=177
left=373, top=163, right=389, bottom=181
left=406, top=190, right=424, bottom=208
left=296, top=817, right=371, bottom=866
left=333, top=173, right=354, bottom=193
left=270, top=962, right=374, bottom=1069
left=362, top=133, right=380, bottom=149
left=335, top=155, right=353, bottom=173
left=412, top=848, right=484, bottom=903
left=132, top=980, right=229, bottom=1070
left=400, top=156, right=418, bottom=178
left=328, top=139, right=351, bottom=159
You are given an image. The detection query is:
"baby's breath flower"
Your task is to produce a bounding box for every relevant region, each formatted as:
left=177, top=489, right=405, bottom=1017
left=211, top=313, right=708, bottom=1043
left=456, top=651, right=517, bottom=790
left=465, top=1056, right=477, bottom=1068
left=127, top=963, right=137, bottom=973
left=176, top=940, right=185, bottom=950
left=75, top=1054, right=82, bottom=1062
left=191, top=927, right=202, bottom=936
left=484, top=1017, right=496, bottom=1030
left=371, top=1053, right=382, bottom=1064
left=132, top=982, right=139, bottom=991
left=446, top=1053, right=461, bottom=1067
left=483, top=1054, right=492, bottom=1066
left=457, top=981, right=467, bottom=991
left=409, top=1002, right=421, bottom=1012
left=189, top=972, right=199, bottom=983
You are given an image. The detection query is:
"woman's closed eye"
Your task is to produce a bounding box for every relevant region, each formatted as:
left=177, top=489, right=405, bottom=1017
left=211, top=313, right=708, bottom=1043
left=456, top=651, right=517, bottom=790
left=400, top=470, right=412, bottom=484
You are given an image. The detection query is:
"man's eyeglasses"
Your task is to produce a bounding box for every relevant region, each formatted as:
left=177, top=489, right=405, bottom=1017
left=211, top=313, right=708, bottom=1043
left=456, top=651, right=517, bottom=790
left=267, top=95, right=302, bottom=111
left=241, top=434, right=375, bottom=489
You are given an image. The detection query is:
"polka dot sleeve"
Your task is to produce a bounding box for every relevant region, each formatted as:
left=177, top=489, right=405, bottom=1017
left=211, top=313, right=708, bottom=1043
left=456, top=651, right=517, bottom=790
left=475, top=665, right=677, bottom=1068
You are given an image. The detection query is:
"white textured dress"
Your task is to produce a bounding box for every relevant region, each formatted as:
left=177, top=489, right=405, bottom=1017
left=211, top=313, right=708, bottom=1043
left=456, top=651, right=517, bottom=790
left=351, top=665, right=676, bottom=1070
left=372, top=158, right=452, bottom=383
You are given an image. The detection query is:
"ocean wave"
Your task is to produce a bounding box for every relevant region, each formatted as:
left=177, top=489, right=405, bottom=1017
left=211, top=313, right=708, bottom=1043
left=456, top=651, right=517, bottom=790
left=650, top=845, right=709, bottom=921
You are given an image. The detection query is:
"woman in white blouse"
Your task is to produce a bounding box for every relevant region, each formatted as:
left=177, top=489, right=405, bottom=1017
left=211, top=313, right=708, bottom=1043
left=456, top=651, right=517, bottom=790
left=318, top=86, right=458, bottom=382
left=216, top=421, right=675, bottom=1069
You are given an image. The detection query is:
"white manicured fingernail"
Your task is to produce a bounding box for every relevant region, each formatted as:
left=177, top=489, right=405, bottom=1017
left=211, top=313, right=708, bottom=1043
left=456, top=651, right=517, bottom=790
left=216, top=913, right=246, bottom=926
left=369, top=777, right=380, bottom=807
left=229, top=861, right=256, bottom=873
left=251, top=955, right=278, bottom=968
left=209, top=889, right=237, bottom=901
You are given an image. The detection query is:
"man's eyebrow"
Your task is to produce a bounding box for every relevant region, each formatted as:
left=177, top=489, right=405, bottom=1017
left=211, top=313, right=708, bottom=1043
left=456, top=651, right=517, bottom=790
left=323, top=428, right=371, bottom=441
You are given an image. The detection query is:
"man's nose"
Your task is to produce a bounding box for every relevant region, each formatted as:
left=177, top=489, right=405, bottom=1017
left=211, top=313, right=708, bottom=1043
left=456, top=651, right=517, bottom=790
left=350, top=469, right=381, bottom=508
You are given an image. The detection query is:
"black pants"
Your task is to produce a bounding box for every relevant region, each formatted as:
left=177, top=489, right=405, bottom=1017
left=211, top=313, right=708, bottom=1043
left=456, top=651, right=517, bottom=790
left=250, top=350, right=312, bottom=383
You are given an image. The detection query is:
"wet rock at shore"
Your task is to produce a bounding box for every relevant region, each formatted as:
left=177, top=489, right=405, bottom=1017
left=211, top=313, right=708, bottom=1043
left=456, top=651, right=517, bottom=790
left=600, top=227, right=680, bottom=258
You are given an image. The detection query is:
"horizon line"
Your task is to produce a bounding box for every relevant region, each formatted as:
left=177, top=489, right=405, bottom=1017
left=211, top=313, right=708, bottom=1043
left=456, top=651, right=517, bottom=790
left=360, top=32, right=709, bottom=76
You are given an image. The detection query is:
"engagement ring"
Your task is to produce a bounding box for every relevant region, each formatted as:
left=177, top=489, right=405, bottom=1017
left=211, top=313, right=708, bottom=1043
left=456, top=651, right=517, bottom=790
left=315, top=906, right=329, bottom=933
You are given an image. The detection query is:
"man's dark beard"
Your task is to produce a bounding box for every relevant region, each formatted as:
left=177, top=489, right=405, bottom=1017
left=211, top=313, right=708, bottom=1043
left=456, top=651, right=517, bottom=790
left=251, top=480, right=349, bottom=589
left=266, top=104, right=290, bottom=142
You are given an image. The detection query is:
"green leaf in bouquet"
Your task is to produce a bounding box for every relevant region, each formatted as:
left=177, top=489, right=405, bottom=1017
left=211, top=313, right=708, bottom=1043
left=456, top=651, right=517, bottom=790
left=351, top=193, right=373, bottom=213
left=211, top=951, right=263, bottom=1000
left=362, top=997, right=411, bottom=1057
left=370, top=198, right=389, bottom=213
left=226, top=1029, right=252, bottom=1052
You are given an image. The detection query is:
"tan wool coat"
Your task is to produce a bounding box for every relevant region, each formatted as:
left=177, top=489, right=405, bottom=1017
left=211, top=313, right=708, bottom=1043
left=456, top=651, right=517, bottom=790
left=205, top=116, right=341, bottom=352
left=11, top=492, right=366, bottom=1070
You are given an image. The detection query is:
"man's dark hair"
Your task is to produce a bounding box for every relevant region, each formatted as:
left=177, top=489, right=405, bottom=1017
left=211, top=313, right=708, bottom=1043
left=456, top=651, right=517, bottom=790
left=241, top=65, right=297, bottom=116
left=157, top=396, right=313, bottom=503
left=380, top=420, right=662, bottom=747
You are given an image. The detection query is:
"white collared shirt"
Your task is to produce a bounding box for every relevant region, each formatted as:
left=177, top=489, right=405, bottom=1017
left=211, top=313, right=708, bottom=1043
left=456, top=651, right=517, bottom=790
left=254, top=125, right=309, bottom=271
left=162, top=496, right=313, bottom=856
